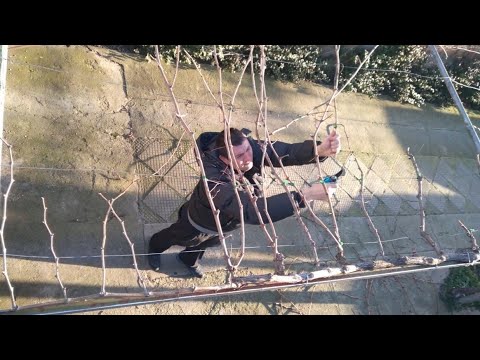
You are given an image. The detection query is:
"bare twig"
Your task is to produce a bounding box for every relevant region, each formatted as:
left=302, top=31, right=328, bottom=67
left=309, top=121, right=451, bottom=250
left=439, top=45, right=449, bottom=59
left=232, top=248, right=480, bottom=286
left=333, top=45, right=341, bottom=129
left=458, top=220, right=479, bottom=252
left=99, top=184, right=149, bottom=296
left=263, top=145, right=321, bottom=265
left=250, top=48, right=318, bottom=267
left=443, top=45, right=480, bottom=56
left=309, top=47, right=383, bottom=260
left=249, top=47, right=326, bottom=266
left=41, top=197, right=67, bottom=301
left=0, top=138, right=17, bottom=309
left=334, top=45, right=341, bottom=94
left=183, top=49, right=221, bottom=108
left=261, top=115, right=343, bottom=264
left=182, top=46, right=256, bottom=274
left=309, top=47, right=383, bottom=261
left=477, top=154, right=480, bottom=175
left=99, top=179, right=141, bottom=295
left=407, top=147, right=444, bottom=257
left=269, top=110, right=333, bottom=136
left=250, top=45, right=286, bottom=273
left=271, top=46, right=378, bottom=137
left=171, top=45, right=181, bottom=89
left=353, top=156, right=385, bottom=256
left=154, top=46, right=235, bottom=272
left=152, top=129, right=187, bottom=177
left=313, top=150, right=342, bottom=257
left=336, top=46, right=380, bottom=96
left=212, top=45, right=255, bottom=270
left=258, top=174, right=286, bottom=273
left=100, top=195, right=112, bottom=295
left=329, top=51, right=353, bottom=151
left=7, top=248, right=480, bottom=315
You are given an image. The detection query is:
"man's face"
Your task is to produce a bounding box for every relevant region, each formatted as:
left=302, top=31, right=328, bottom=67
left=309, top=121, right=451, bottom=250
left=221, top=138, right=253, bottom=172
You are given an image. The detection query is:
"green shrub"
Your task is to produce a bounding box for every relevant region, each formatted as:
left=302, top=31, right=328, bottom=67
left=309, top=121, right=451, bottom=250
left=440, top=266, right=480, bottom=312
left=106, top=45, right=480, bottom=111
left=341, top=46, right=440, bottom=107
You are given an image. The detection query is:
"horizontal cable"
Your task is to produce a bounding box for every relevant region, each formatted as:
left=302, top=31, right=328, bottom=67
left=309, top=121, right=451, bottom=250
left=1, top=230, right=476, bottom=261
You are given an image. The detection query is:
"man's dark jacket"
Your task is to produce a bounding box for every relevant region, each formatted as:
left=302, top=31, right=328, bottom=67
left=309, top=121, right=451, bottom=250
left=188, top=132, right=326, bottom=232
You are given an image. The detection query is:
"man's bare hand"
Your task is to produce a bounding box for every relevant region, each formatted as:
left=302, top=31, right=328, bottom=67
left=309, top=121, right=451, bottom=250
left=302, top=183, right=337, bottom=201
left=317, top=129, right=341, bottom=157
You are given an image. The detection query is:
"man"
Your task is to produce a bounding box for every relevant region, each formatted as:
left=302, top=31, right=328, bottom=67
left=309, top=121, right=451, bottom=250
left=148, top=128, right=340, bottom=278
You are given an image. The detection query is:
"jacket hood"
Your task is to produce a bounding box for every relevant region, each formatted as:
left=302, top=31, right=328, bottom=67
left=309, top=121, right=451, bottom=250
left=196, top=129, right=252, bottom=155
left=195, top=132, right=227, bottom=172
left=196, top=132, right=218, bottom=155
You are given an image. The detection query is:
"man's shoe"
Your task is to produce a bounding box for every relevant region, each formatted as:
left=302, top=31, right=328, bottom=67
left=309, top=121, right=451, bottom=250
left=187, top=265, right=204, bottom=279
left=148, top=254, right=162, bottom=271
left=176, top=253, right=204, bottom=278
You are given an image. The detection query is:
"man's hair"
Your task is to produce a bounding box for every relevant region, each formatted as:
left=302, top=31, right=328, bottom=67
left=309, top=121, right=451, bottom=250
left=215, top=128, right=246, bottom=158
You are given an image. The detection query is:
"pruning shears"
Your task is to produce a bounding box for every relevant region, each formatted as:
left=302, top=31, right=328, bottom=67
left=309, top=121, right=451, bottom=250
left=282, top=168, right=346, bottom=187
left=317, top=168, right=346, bottom=185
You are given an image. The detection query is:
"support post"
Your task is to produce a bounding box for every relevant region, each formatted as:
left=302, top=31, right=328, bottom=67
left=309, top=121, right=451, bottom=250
left=428, top=45, right=480, bottom=154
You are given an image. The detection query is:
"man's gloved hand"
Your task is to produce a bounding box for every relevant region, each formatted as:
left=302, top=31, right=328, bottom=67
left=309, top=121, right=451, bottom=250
left=317, top=129, right=341, bottom=157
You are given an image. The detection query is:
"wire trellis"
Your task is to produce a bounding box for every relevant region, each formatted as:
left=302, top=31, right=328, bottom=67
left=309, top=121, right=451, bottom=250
left=1, top=45, right=480, bottom=315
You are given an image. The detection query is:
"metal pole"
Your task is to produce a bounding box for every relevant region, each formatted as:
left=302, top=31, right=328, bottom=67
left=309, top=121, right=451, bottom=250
left=428, top=45, right=480, bottom=154
left=0, top=45, right=8, bottom=181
